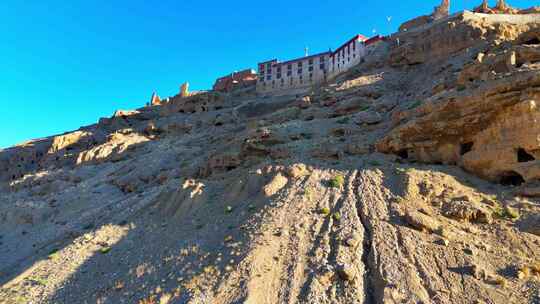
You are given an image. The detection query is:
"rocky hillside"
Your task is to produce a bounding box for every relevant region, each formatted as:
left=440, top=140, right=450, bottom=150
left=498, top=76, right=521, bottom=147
left=1, top=11, right=540, bottom=304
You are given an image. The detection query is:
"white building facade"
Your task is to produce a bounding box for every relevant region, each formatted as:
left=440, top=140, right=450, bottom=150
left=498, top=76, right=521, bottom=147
left=256, top=34, right=369, bottom=95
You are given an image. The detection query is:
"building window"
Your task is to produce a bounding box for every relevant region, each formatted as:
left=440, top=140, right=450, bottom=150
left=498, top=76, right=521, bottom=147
left=287, top=71, right=292, bottom=76
left=353, top=40, right=356, bottom=51
left=277, top=66, right=281, bottom=73
left=298, top=69, right=302, bottom=74
left=298, top=62, right=302, bottom=67
left=308, top=59, right=313, bottom=65
left=320, top=56, right=325, bottom=63
left=319, top=63, right=325, bottom=70
left=287, top=64, right=292, bottom=70
left=267, top=75, right=271, bottom=80
left=277, top=73, right=281, bottom=79
left=308, top=66, right=313, bottom=72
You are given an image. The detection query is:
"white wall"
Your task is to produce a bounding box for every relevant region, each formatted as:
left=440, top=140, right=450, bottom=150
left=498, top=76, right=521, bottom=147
left=256, top=36, right=368, bottom=95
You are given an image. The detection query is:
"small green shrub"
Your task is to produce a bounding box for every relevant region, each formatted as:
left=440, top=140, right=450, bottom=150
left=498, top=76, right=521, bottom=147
left=100, top=247, right=112, bottom=254
left=408, top=101, right=422, bottom=110
left=48, top=248, right=59, bottom=260
left=492, top=205, right=520, bottom=220
left=320, top=207, right=331, bottom=215
left=504, top=206, right=520, bottom=220
left=358, top=105, right=370, bottom=112
left=336, top=117, right=350, bottom=124
left=225, top=206, right=233, bottom=214
left=368, top=160, right=381, bottom=167
left=332, top=212, right=342, bottom=221
left=329, top=175, right=345, bottom=188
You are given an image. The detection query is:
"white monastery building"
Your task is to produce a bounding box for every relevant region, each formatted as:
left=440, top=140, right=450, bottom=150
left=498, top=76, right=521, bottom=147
left=256, top=34, right=384, bottom=95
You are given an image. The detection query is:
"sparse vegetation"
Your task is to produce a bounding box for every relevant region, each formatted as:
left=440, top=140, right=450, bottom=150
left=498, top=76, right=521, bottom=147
left=48, top=248, right=59, bottom=260
left=368, top=160, right=381, bottom=167
left=329, top=175, right=345, bottom=188
left=408, top=100, right=422, bottom=110
left=100, top=247, right=112, bottom=254
left=225, top=206, right=233, bottom=214
left=29, top=276, right=48, bottom=286
left=332, top=212, right=342, bottom=221
left=358, top=105, right=370, bottom=112
left=336, top=117, right=350, bottom=124
left=492, top=205, right=520, bottom=220
left=320, top=207, right=331, bottom=215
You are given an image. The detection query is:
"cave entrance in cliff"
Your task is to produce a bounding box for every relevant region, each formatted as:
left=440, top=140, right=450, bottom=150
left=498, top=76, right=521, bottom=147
left=499, top=171, right=525, bottom=186
left=523, top=37, right=540, bottom=45
left=460, top=142, right=474, bottom=155
left=517, top=148, right=535, bottom=163
left=397, top=149, right=409, bottom=159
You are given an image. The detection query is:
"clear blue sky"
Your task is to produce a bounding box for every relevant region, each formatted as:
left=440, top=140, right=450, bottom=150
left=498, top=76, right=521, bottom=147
left=0, top=0, right=533, bottom=148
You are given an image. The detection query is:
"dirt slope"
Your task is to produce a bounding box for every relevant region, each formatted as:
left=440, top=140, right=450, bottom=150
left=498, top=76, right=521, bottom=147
left=1, top=10, right=540, bottom=304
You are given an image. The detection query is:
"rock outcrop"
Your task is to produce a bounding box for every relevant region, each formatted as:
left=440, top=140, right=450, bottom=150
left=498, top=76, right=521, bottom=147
left=379, top=24, right=540, bottom=184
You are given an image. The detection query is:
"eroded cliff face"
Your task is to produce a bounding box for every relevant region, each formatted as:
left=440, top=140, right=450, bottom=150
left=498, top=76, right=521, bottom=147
left=1, top=10, right=540, bottom=304
left=378, top=14, right=540, bottom=187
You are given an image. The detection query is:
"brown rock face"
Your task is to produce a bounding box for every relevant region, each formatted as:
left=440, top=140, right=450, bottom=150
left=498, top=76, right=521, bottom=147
left=379, top=24, right=540, bottom=184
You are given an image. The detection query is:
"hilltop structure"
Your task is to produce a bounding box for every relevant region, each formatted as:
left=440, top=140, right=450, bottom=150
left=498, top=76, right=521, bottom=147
left=399, top=0, right=450, bottom=32
left=149, top=92, right=161, bottom=106
left=213, top=69, right=257, bottom=93
left=256, top=35, right=383, bottom=95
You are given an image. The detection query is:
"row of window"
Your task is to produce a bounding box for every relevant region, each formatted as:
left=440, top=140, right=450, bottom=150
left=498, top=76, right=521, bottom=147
left=260, top=56, right=328, bottom=74
left=260, top=75, right=321, bottom=89
left=258, top=39, right=363, bottom=74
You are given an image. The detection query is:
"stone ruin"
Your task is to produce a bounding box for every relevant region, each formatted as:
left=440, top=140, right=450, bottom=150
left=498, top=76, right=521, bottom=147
left=473, top=0, right=536, bottom=14
left=180, top=82, right=190, bottom=97
left=432, top=0, right=450, bottom=20
left=399, top=0, right=450, bottom=32
left=150, top=92, right=161, bottom=106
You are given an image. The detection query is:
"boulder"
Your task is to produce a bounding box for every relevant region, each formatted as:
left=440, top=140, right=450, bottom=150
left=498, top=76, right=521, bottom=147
left=443, top=200, right=493, bottom=224
left=405, top=210, right=441, bottom=232
left=353, top=111, right=382, bottom=125
left=518, top=214, right=540, bottom=236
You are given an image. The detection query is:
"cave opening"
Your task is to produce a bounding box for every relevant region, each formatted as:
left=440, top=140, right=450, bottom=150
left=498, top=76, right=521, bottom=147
left=460, top=142, right=474, bottom=156
left=517, top=148, right=535, bottom=163
left=523, top=37, right=540, bottom=45
left=397, top=149, right=409, bottom=159
left=499, top=171, right=525, bottom=186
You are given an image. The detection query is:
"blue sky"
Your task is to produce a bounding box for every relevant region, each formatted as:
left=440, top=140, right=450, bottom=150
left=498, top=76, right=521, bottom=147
left=0, top=0, right=534, bottom=148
